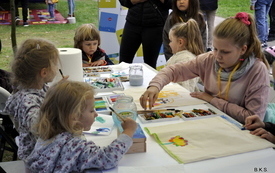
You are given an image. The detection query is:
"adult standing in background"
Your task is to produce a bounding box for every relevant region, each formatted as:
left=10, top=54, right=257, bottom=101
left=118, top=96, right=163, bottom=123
left=250, top=0, right=273, bottom=48
left=268, top=0, right=275, bottom=41
left=67, top=0, right=75, bottom=17
left=119, top=0, right=172, bottom=69
left=199, top=0, right=218, bottom=52
left=15, top=0, right=29, bottom=26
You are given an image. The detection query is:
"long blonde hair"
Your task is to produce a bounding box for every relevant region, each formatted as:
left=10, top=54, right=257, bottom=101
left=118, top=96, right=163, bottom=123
left=213, top=12, right=269, bottom=68
left=170, top=19, right=204, bottom=55
left=36, top=80, right=94, bottom=140
left=11, top=38, right=59, bottom=89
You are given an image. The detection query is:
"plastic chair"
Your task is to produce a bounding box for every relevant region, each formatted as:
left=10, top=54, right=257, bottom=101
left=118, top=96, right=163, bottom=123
left=0, top=87, right=18, bottom=162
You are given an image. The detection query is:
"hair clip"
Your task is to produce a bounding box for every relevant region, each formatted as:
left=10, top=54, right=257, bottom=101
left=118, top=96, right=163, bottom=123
left=235, top=12, right=251, bottom=26
left=37, top=44, right=40, bottom=49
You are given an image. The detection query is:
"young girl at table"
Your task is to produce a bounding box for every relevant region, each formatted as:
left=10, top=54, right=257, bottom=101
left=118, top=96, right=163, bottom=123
left=140, top=12, right=270, bottom=124
left=26, top=80, right=137, bottom=172
left=244, top=115, right=275, bottom=144
left=166, top=19, right=204, bottom=92
left=74, top=23, right=114, bottom=67
left=3, top=38, right=61, bottom=161
left=163, top=0, right=206, bottom=61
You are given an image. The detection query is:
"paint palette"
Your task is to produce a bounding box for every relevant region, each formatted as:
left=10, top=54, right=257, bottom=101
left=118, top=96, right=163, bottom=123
left=84, top=77, right=124, bottom=92
left=180, top=108, right=217, bottom=120
left=94, top=94, right=126, bottom=113
left=94, top=96, right=110, bottom=113
left=138, top=109, right=181, bottom=123
left=83, top=66, right=113, bottom=74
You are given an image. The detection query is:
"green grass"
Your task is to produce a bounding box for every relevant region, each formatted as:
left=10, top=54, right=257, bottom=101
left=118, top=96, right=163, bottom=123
left=0, top=0, right=252, bottom=71
left=0, top=0, right=98, bottom=71
left=217, top=0, right=251, bottom=18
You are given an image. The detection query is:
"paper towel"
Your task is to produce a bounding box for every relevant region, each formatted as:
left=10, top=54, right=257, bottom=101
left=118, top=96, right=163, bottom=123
left=51, top=48, right=83, bottom=85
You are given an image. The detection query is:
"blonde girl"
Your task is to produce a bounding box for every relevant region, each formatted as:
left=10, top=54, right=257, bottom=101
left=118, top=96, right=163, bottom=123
left=140, top=12, right=270, bottom=124
left=74, top=23, right=114, bottom=67
left=166, top=19, right=204, bottom=92
left=163, top=0, right=206, bottom=60
left=26, top=80, right=137, bottom=172
left=4, top=38, right=60, bottom=161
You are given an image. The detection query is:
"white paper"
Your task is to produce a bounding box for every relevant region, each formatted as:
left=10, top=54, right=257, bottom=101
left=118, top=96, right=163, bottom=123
left=83, top=114, right=114, bottom=136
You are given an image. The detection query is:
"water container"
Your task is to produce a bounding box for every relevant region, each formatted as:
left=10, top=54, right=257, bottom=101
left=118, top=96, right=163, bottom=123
left=112, top=95, right=137, bottom=132
left=129, top=64, right=143, bottom=86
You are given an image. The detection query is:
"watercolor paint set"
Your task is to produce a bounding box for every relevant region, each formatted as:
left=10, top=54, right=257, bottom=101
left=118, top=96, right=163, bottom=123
left=137, top=108, right=217, bottom=123
left=94, top=94, right=125, bottom=113
left=138, top=109, right=181, bottom=123
left=181, top=108, right=217, bottom=119
left=84, top=77, right=124, bottom=92
left=83, top=66, right=113, bottom=74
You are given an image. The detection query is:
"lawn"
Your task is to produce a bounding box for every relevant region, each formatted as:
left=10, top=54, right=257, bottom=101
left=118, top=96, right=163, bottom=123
left=0, top=0, right=98, bottom=71
left=0, top=0, right=251, bottom=71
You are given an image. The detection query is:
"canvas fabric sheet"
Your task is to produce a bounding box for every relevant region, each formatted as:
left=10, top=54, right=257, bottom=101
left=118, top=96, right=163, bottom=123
left=114, top=84, right=206, bottom=110
left=145, top=116, right=275, bottom=163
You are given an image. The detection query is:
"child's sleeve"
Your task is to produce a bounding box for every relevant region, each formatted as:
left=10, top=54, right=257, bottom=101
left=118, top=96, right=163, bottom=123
left=76, top=134, right=133, bottom=170
left=265, top=122, right=275, bottom=136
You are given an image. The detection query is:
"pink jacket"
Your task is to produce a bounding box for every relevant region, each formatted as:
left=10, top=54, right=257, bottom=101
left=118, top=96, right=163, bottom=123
left=149, top=52, right=270, bottom=123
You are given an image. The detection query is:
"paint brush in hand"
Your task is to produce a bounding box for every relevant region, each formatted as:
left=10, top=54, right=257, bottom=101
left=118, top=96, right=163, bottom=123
left=59, top=69, right=64, bottom=78
left=109, top=107, right=125, bottom=122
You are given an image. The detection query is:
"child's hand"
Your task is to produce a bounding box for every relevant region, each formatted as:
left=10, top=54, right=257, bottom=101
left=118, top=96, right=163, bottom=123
left=244, top=115, right=265, bottom=130
left=90, top=60, right=106, bottom=66
left=121, top=118, right=137, bottom=137
left=250, top=128, right=275, bottom=144
left=139, top=86, right=160, bottom=110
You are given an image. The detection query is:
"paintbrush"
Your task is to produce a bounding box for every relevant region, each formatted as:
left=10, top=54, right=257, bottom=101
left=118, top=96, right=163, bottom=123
left=59, top=69, right=64, bottom=78
left=109, top=107, right=125, bottom=122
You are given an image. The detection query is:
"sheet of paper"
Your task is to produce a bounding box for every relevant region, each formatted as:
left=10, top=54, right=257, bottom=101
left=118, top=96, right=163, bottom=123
left=145, top=116, right=275, bottom=164
left=83, top=114, right=114, bottom=136
left=115, top=84, right=206, bottom=110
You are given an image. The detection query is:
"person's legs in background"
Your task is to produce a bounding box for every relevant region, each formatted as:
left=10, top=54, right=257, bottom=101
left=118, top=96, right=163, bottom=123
left=268, top=1, right=275, bottom=41
left=203, top=9, right=216, bottom=51
left=67, top=0, right=75, bottom=17
left=119, top=22, right=142, bottom=64
left=48, top=4, right=55, bottom=20
left=14, top=0, right=20, bottom=25
left=21, top=0, right=29, bottom=26
left=254, top=0, right=272, bottom=47
left=142, top=26, right=163, bottom=69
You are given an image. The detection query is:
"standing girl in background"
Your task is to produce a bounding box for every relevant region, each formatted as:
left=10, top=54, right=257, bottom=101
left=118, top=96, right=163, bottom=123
left=74, top=23, right=114, bottom=67
left=140, top=12, right=270, bottom=124
left=45, top=0, right=57, bottom=21
left=166, top=19, right=204, bottom=92
left=163, top=0, right=206, bottom=61
left=119, top=0, right=172, bottom=69
left=26, top=80, right=137, bottom=172
left=4, top=38, right=61, bottom=161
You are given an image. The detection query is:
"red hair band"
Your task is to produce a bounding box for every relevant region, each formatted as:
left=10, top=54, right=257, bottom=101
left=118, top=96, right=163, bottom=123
left=235, top=12, right=251, bottom=26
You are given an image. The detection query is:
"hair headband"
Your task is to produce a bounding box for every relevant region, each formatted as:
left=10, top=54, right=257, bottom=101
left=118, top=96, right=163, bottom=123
left=234, top=12, right=251, bottom=26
